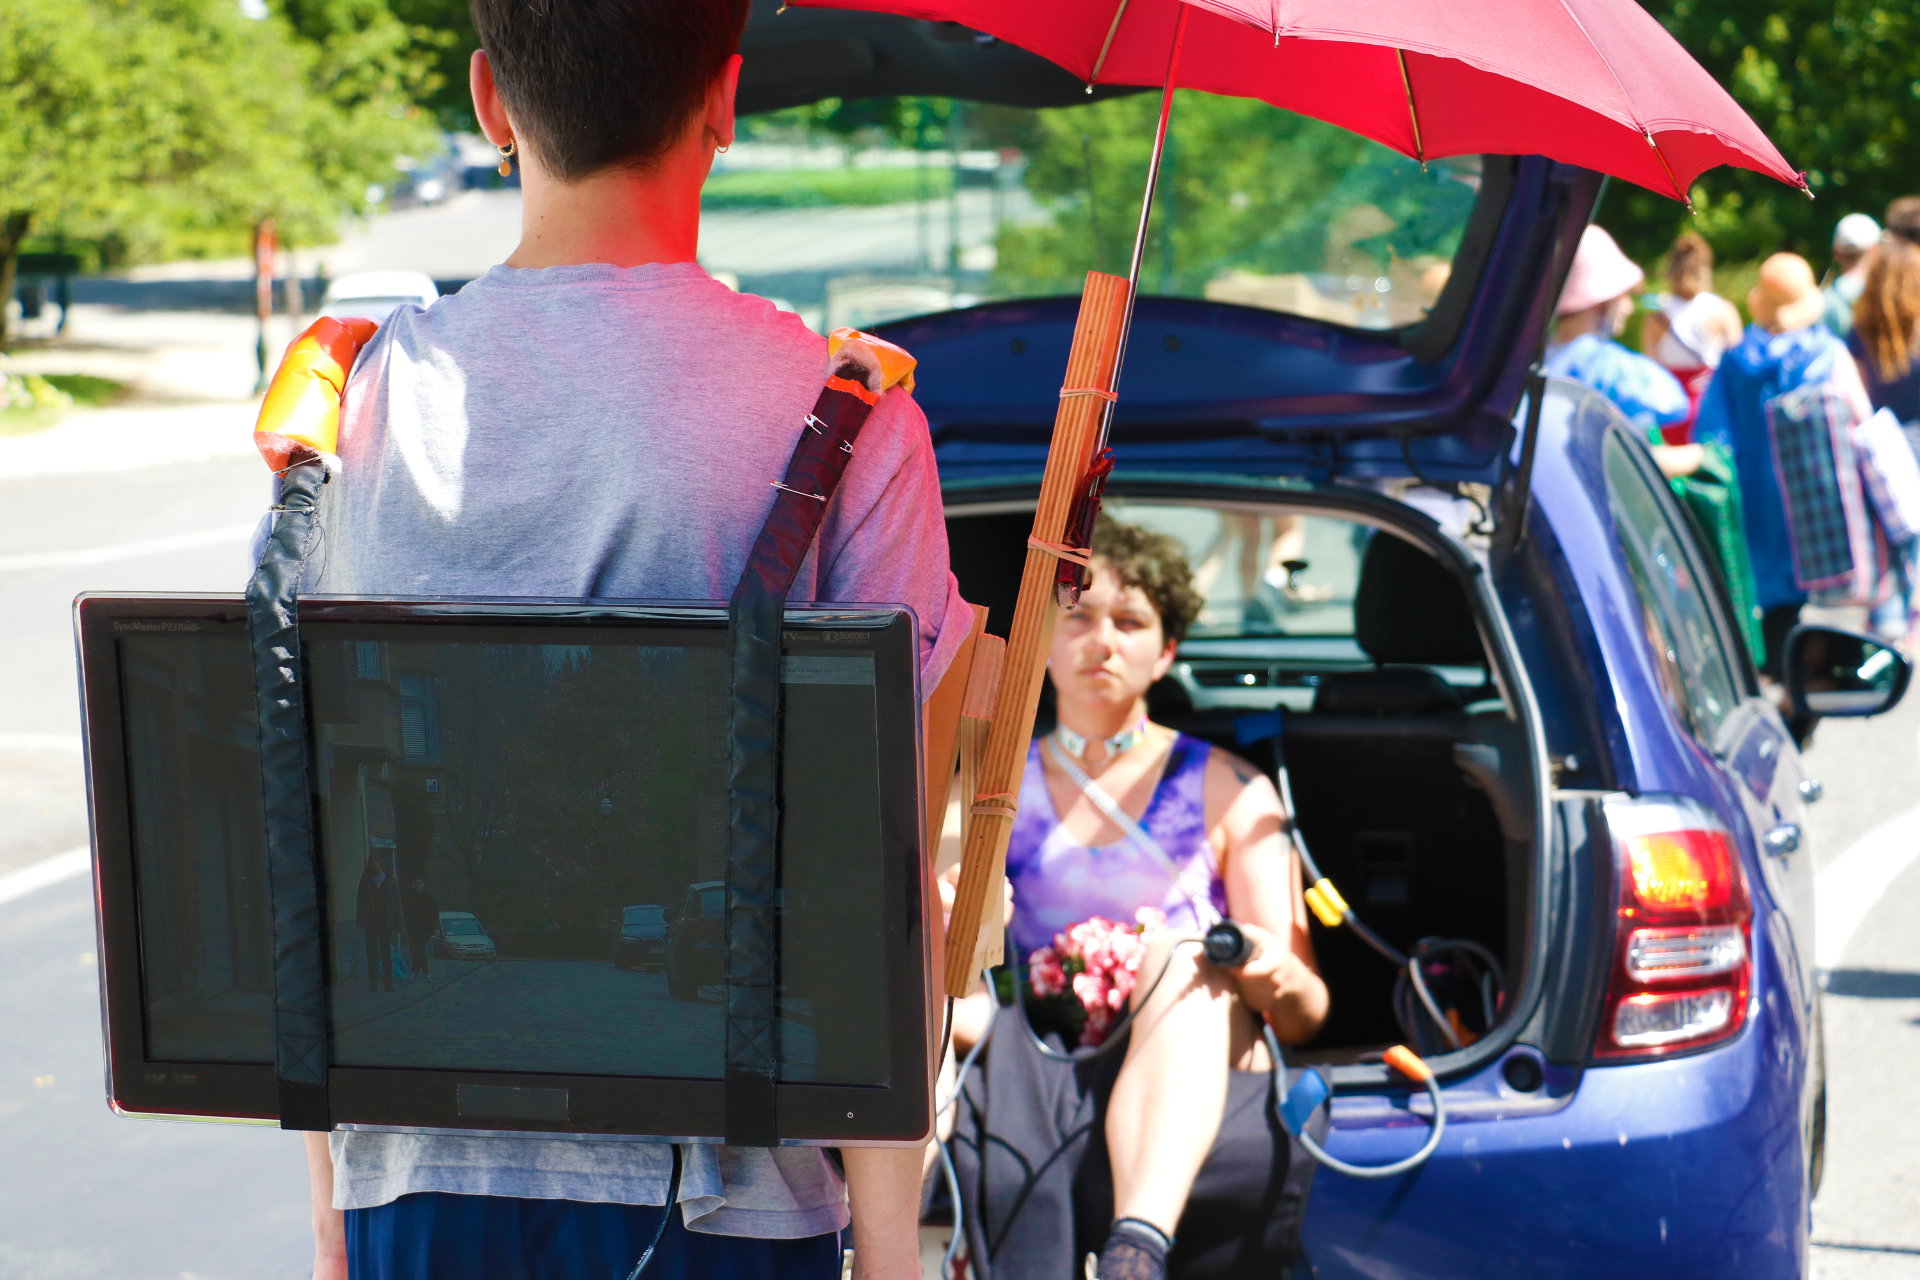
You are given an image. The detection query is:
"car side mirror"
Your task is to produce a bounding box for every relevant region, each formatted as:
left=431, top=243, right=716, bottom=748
left=1784, top=624, right=1912, bottom=719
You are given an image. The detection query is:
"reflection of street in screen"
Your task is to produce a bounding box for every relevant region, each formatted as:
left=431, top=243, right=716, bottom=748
left=327, top=957, right=818, bottom=1080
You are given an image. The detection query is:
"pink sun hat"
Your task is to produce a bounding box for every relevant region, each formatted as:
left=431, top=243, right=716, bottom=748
left=1556, top=225, right=1646, bottom=316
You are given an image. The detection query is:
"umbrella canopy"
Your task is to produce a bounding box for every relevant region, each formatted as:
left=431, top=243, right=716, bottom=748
left=786, top=0, right=1802, bottom=202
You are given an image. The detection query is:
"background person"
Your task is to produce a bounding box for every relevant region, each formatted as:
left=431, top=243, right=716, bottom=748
left=354, top=853, right=401, bottom=994
left=296, top=0, right=973, bottom=1276
left=949, top=516, right=1328, bottom=1280
left=1641, top=231, right=1742, bottom=441
left=401, top=873, right=437, bottom=982
left=1823, top=213, right=1882, bottom=337
left=1544, top=225, right=1690, bottom=449
left=1694, top=253, right=1875, bottom=680
left=1850, top=236, right=1920, bottom=426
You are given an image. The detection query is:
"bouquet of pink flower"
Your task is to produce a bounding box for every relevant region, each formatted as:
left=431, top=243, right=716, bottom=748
left=1026, top=907, right=1167, bottom=1047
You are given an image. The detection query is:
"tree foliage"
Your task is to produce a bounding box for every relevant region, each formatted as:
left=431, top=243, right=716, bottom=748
left=0, top=0, right=436, bottom=341
left=1609, top=0, right=1920, bottom=265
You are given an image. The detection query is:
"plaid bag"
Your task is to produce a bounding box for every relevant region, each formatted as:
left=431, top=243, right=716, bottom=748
left=1855, top=406, right=1920, bottom=547
left=1767, top=379, right=1877, bottom=601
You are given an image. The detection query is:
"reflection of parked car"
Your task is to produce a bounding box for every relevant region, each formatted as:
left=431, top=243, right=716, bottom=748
left=318, top=270, right=439, bottom=325
left=431, top=910, right=496, bottom=961
left=665, top=881, right=725, bottom=1001
left=611, top=904, right=668, bottom=970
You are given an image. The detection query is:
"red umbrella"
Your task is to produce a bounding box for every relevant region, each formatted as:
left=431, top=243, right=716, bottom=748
left=789, top=0, right=1803, bottom=203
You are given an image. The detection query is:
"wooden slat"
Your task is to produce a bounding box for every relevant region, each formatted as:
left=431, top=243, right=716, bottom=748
left=922, top=603, right=987, bottom=856
left=942, top=270, right=1130, bottom=996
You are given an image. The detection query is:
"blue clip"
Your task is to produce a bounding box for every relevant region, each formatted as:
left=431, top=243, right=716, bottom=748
left=1279, top=1067, right=1331, bottom=1137
left=1234, top=708, right=1285, bottom=749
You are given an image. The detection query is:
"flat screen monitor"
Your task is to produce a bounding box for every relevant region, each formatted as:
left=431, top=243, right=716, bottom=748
left=77, top=595, right=931, bottom=1145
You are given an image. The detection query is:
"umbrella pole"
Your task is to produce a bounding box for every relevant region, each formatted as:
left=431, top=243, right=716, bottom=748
left=1098, top=1, right=1191, bottom=454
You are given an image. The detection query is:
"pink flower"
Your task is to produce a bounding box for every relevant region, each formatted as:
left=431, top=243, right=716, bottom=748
left=1029, top=947, right=1068, bottom=998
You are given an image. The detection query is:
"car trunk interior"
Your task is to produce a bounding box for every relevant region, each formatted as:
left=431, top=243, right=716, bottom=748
left=943, top=491, right=1541, bottom=1064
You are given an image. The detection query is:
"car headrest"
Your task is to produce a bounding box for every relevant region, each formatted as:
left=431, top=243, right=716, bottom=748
left=1354, top=533, right=1485, bottom=667
left=1312, top=668, right=1464, bottom=717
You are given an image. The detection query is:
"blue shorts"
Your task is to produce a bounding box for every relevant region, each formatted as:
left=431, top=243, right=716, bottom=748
left=345, top=1193, right=844, bottom=1280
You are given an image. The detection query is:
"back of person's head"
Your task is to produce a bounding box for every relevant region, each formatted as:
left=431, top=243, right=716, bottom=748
left=1090, top=515, right=1204, bottom=646
left=471, top=0, right=750, bottom=182
left=1853, top=238, right=1920, bottom=383
left=1665, top=231, right=1714, bottom=298
left=1749, top=253, right=1823, bottom=335
left=1887, top=197, right=1920, bottom=248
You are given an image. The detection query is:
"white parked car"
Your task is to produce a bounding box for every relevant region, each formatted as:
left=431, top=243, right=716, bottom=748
left=431, top=911, right=496, bottom=961
left=319, top=270, right=439, bottom=324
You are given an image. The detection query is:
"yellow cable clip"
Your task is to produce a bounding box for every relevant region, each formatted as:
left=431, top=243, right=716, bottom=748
left=1303, top=878, right=1349, bottom=929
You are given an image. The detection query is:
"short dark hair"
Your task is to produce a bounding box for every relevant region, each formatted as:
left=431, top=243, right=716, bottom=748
left=471, top=0, right=749, bottom=182
left=1090, top=515, right=1204, bottom=645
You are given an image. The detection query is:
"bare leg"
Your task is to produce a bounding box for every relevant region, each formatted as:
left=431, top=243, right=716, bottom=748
left=1105, top=934, right=1236, bottom=1238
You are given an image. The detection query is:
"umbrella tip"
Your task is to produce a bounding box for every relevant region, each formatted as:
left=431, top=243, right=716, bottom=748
left=1084, top=82, right=1095, bottom=95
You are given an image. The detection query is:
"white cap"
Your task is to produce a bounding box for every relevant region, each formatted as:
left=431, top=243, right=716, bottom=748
left=1556, top=225, right=1644, bottom=316
left=1834, top=213, right=1882, bottom=252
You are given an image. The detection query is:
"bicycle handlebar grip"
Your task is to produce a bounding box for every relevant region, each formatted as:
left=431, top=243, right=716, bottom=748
left=254, top=315, right=378, bottom=471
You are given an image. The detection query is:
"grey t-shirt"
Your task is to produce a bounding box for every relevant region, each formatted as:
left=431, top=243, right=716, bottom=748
left=310, top=260, right=969, bottom=1235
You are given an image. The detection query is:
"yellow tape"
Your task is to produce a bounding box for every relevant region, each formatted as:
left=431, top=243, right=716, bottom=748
left=1304, top=879, right=1349, bottom=928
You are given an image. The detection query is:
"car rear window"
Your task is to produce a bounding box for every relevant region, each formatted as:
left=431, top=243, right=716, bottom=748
left=715, top=96, right=1483, bottom=332
left=624, top=906, right=666, bottom=926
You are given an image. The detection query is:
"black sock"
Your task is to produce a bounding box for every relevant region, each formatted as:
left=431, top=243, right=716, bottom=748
left=1092, top=1218, right=1173, bottom=1280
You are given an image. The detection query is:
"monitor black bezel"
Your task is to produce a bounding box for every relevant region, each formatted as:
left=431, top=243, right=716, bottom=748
left=78, top=593, right=932, bottom=1146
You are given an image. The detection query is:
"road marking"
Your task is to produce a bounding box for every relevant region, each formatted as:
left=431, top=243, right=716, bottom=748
left=0, top=522, right=255, bottom=572
left=0, top=847, right=89, bottom=907
left=0, top=732, right=83, bottom=752
left=1816, top=800, right=1920, bottom=970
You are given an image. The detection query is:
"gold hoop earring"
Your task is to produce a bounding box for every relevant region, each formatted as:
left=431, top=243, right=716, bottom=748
left=497, top=139, right=516, bottom=178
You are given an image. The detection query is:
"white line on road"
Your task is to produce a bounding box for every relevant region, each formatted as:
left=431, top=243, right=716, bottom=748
left=1816, top=801, right=1920, bottom=970
left=0, top=847, right=90, bottom=907
left=0, top=522, right=255, bottom=572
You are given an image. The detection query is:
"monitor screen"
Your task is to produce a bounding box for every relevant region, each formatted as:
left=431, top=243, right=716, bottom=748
left=115, top=610, right=905, bottom=1095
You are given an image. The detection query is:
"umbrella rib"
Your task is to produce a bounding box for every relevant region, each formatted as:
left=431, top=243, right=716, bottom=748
left=1087, top=0, right=1134, bottom=92
left=1643, top=130, right=1694, bottom=211
left=1395, top=49, right=1425, bottom=171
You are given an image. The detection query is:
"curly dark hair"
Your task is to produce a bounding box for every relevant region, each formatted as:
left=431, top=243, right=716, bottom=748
left=1089, top=514, right=1205, bottom=644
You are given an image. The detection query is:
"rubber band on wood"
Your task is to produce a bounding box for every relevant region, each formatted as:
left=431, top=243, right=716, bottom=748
left=1058, top=386, right=1118, bottom=403
left=970, top=791, right=1018, bottom=817
left=1026, top=535, right=1092, bottom=567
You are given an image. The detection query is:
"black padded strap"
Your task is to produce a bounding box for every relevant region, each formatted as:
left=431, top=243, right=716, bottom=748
left=246, top=459, right=333, bottom=1131
left=725, top=380, right=880, bottom=1147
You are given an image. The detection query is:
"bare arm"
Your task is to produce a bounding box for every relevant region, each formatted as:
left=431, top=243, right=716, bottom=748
left=1640, top=310, right=1670, bottom=356
left=843, top=1146, right=926, bottom=1280
left=1206, top=752, right=1329, bottom=1044
left=305, top=1132, right=347, bottom=1280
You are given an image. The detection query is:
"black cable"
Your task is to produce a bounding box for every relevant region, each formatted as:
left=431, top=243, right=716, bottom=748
left=623, top=1143, right=681, bottom=1280
left=938, top=994, right=956, bottom=1072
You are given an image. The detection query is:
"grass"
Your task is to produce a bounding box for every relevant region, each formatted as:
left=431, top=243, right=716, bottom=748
left=0, top=372, right=126, bottom=436
left=701, top=167, right=953, bottom=210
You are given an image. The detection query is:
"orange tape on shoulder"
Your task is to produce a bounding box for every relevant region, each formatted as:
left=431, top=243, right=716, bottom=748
left=253, top=315, right=378, bottom=471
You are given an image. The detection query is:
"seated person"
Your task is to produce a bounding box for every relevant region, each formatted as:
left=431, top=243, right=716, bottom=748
left=946, top=515, right=1328, bottom=1280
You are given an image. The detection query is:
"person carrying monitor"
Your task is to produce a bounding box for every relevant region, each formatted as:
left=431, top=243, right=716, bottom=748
left=945, top=515, right=1329, bottom=1280
left=290, top=1, right=973, bottom=1276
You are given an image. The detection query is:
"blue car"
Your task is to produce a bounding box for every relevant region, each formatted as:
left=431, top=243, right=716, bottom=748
left=874, top=156, right=1909, bottom=1276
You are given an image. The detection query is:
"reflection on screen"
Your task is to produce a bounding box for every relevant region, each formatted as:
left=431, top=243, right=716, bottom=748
left=119, top=624, right=893, bottom=1087
left=121, top=633, right=275, bottom=1064
left=305, top=631, right=888, bottom=1085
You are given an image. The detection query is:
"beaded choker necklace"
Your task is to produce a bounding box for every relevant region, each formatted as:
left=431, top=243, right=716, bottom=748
left=1054, top=717, right=1148, bottom=762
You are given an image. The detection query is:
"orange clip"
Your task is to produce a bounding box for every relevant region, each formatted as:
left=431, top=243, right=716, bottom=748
left=1383, top=1044, right=1434, bottom=1083
left=253, top=315, right=378, bottom=472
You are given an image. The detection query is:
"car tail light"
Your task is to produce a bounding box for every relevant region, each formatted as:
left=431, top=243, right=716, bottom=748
left=1596, top=798, right=1751, bottom=1059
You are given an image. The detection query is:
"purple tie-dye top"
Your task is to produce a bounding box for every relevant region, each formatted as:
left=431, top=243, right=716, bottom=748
left=1006, top=732, right=1227, bottom=959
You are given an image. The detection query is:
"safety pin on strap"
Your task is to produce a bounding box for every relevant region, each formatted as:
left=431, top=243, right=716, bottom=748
left=1027, top=535, right=1092, bottom=568
left=970, top=791, right=1019, bottom=818
left=803, top=413, right=829, bottom=435
left=1058, top=386, right=1118, bottom=403
left=771, top=480, right=826, bottom=501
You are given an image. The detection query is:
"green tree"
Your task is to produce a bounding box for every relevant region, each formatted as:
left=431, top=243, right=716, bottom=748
left=991, top=92, right=1475, bottom=302
left=1610, top=0, right=1920, bottom=265
left=0, top=0, right=436, bottom=345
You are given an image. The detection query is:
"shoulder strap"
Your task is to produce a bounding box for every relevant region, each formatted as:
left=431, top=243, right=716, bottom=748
left=723, top=329, right=915, bottom=1148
